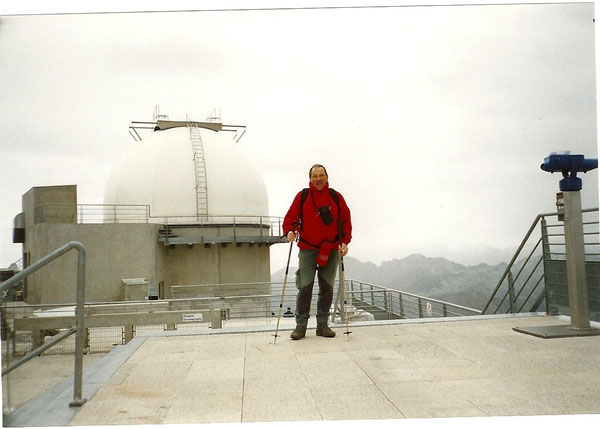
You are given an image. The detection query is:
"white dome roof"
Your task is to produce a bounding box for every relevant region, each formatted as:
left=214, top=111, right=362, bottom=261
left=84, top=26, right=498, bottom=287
left=104, top=126, right=269, bottom=221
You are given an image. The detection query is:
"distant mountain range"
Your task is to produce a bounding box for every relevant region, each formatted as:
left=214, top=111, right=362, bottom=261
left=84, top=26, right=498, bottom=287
left=271, top=254, right=508, bottom=311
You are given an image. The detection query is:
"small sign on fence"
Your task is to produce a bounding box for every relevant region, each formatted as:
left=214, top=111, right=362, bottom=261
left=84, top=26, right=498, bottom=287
left=183, top=313, right=203, bottom=322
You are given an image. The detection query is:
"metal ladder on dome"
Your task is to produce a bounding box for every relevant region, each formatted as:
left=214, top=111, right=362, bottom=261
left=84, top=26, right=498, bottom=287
left=188, top=122, right=208, bottom=218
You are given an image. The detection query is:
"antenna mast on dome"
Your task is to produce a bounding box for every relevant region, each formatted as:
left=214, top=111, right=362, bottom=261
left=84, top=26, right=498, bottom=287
left=206, top=108, right=221, bottom=123
left=153, top=105, right=169, bottom=122
left=129, top=106, right=247, bottom=143
left=203, top=107, right=245, bottom=141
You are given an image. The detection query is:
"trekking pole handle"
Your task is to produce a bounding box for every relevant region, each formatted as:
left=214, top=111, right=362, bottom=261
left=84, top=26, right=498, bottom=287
left=286, top=221, right=299, bottom=243
left=337, top=220, right=347, bottom=256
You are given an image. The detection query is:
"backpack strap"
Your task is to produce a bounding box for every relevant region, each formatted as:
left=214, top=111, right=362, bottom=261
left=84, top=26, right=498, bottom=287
left=328, top=188, right=346, bottom=242
left=298, top=188, right=309, bottom=229
left=328, top=188, right=340, bottom=209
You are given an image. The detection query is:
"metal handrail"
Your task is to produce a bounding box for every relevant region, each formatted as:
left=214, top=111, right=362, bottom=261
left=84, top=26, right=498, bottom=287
left=33, top=203, right=286, bottom=245
left=493, top=253, right=544, bottom=314
left=481, top=212, right=550, bottom=314
left=0, top=241, right=87, bottom=407
left=34, top=203, right=284, bottom=228
left=346, top=279, right=482, bottom=316
left=482, top=207, right=599, bottom=315
left=5, top=277, right=487, bottom=356
left=170, top=279, right=482, bottom=319
left=2, top=327, right=77, bottom=375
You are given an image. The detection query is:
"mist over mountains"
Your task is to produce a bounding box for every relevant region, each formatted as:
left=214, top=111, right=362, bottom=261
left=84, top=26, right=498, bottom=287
left=271, top=254, right=508, bottom=311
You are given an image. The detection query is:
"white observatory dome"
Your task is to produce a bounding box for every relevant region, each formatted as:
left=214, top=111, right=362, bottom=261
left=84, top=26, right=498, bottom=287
left=104, top=126, right=269, bottom=221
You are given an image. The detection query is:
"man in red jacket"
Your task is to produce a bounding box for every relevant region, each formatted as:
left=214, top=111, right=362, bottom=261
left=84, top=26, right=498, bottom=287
left=283, top=164, right=352, bottom=340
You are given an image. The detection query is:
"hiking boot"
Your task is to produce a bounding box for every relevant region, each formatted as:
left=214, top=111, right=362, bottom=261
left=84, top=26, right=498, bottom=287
left=290, top=325, right=307, bottom=340
left=316, top=323, right=336, bottom=338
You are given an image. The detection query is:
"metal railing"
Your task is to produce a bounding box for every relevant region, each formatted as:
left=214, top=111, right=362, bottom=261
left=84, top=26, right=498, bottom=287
left=161, top=215, right=285, bottom=245
left=345, top=280, right=482, bottom=319
left=1, top=241, right=87, bottom=408
left=31, top=204, right=286, bottom=243
left=482, top=208, right=599, bottom=316
left=33, top=203, right=150, bottom=224
left=171, top=279, right=482, bottom=322
left=2, top=277, right=483, bottom=361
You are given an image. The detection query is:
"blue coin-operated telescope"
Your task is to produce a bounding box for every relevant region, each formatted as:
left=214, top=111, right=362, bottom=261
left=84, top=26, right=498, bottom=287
left=527, top=151, right=600, bottom=337
left=540, top=152, right=598, bottom=191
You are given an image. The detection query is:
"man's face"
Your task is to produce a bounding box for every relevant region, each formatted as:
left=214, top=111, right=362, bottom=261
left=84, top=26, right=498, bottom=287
left=310, top=167, right=328, bottom=191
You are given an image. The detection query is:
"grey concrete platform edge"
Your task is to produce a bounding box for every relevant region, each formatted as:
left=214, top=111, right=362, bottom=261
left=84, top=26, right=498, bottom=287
left=3, top=336, right=147, bottom=427
left=135, top=312, right=554, bottom=338
left=5, top=312, right=597, bottom=427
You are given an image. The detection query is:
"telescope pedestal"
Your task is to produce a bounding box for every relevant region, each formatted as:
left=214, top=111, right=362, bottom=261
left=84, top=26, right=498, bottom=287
left=515, top=191, right=599, bottom=339
left=562, top=191, right=592, bottom=329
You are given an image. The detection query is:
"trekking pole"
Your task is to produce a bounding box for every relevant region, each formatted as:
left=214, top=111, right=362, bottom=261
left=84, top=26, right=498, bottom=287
left=273, top=222, right=297, bottom=344
left=339, top=223, right=351, bottom=340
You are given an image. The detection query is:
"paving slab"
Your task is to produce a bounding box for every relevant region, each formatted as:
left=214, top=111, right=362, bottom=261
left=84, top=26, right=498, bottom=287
left=242, top=376, right=320, bottom=422
left=2, top=314, right=600, bottom=427
left=309, top=383, right=403, bottom=420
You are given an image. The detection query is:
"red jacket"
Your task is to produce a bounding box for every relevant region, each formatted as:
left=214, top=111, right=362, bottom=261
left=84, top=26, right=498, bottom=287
left=283, top=182, right=352, bottom=250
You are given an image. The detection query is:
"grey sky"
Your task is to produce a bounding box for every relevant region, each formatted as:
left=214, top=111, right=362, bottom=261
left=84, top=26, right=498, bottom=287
left=0, top=2, right=598, bottom=270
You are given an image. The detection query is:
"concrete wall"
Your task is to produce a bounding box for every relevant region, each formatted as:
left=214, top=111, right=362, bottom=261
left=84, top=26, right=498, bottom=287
left=24, top=223, right=159, bottom=304
left=164, top=243, right=271, bottom=297
left=22, top=185, right=78, bottom=303
left=23, top=185, right=77, bottom=225
left=23, top=223, right=272, bottom=305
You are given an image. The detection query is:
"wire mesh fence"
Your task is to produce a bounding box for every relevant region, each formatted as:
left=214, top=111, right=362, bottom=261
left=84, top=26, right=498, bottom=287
left=1, top=277, right=482, bottom=362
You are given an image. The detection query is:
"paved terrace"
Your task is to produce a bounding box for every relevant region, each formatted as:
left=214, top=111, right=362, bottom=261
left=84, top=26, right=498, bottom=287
left=2, top=313, right=600, bottom=427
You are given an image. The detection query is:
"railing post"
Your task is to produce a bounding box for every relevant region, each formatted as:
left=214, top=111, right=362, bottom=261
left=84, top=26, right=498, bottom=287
left=359, top=281, right=364, bottom=302
left=540, top=217, right=553, bottom=314
left=0, top=241, right=88, bottom=407
left=124, top=325, right=134, bottom=343
left=69, top=242, right=87, bottom=407
left=3, top=300, right=14, bottom=412
left=399, top=293, right=404, bottom=319
left=443, top=303, right=448, bottom=317
left=418, top=298, right=423, bottom=318
left=508, top=271, right=515, bottom=313
left=383, top=290, right=390, bottom=320
left=165, top=218, right=170, bottom=246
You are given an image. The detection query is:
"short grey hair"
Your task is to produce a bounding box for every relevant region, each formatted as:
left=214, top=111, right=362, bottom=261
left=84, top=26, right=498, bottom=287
left=309, top=164, right=328, bottom=178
